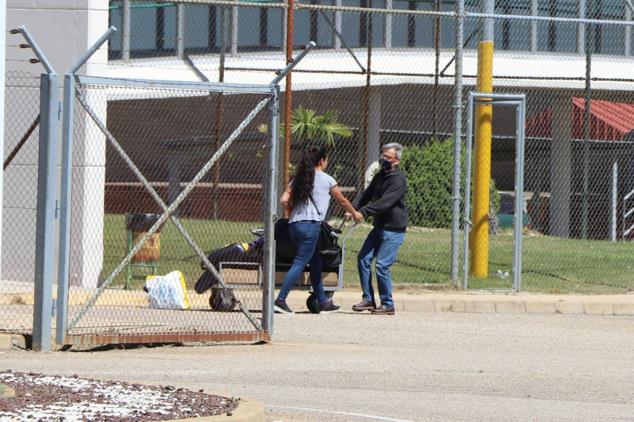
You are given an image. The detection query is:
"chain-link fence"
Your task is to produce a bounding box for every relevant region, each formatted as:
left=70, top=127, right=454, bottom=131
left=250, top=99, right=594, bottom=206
left=102, top=0, right=634, bottom=295
left=59, top=75, right=277, bottom=344
left=465, top=12, right=634, bottom=294
left=5, top=2, right=634, bottom=346
left=0, top=71, right=41, bottom=335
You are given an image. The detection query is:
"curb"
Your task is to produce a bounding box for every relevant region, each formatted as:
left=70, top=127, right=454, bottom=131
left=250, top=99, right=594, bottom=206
left=285, top=290, right=634, bottom=316
left=169, top=399, right=266, bottom=422
left=0, top=383, right=15, bottom=399
left=0, top=333, right=27, bottom=351
left=3, top=289, right=634, bottom=319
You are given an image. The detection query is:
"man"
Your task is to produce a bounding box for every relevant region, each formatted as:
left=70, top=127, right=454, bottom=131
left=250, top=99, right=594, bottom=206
left=346, top=143, right=408, bottom=315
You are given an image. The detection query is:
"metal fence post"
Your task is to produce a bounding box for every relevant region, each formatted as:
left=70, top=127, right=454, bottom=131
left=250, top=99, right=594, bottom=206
left=262, top=87, right=280, bottom=334
left=612, top=161, right=618, bottom=242
left=513, top=97, right=526, bottom=292
left=55, top=73, right=74, bottom=346
left=450, top=0, right=464, bottom=285
left=56, top=26, right=117, bottom=346
left=32, top=72, right=59, bottom=352
left=462, top=93, right=474, bottom=290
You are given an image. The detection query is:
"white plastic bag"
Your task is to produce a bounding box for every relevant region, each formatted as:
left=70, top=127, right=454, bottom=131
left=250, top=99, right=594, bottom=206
left=144, top=271, right=190, bottom=310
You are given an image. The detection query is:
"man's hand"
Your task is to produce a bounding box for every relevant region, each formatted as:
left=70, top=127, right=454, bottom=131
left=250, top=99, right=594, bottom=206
left=345, top=211, right=364, bottom=223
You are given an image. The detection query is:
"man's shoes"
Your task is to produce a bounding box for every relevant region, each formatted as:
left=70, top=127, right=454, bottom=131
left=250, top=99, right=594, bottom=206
left=319, top=300, right=341, bottom=314
left=352, top=300, right=376, bottom=312
left=370, top=304, right=395, bottom=315
left=274, top=299, right=294, bottom=314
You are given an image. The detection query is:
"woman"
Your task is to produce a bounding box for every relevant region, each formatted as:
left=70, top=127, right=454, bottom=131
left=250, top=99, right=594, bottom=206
left=274, top=146, right=363, bottom=314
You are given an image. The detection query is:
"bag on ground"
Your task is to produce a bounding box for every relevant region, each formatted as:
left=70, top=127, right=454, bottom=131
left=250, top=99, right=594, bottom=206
left=144, top=271, right=190, bottom=310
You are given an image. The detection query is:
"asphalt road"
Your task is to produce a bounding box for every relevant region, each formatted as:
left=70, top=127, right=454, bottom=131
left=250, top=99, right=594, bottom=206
left=1, top=311, right=633, bottom=421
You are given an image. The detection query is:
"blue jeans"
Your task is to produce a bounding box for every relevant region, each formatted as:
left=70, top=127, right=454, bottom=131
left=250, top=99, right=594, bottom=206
left=357, top=228, right=405, bottom=307
left=277, top=221, right=327, bottom=303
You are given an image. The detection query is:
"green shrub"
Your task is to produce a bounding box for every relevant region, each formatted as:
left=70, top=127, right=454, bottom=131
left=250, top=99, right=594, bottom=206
left=401, top=138, right=499, bottom=228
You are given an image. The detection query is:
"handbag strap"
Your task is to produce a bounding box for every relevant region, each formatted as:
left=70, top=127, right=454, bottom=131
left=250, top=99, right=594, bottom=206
left=307, top=192, right=323, bottom=218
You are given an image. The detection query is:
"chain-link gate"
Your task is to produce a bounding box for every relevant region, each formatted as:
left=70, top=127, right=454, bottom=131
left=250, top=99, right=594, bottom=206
left=58, top=74, right=280, bottom=345
left=463, top=92, right=526, bottom=291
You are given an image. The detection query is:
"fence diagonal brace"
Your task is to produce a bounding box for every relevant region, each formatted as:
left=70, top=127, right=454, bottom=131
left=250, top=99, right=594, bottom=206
left=69, top=91, right=270, bottom=332
left=4, top=115, right=40, bottom=170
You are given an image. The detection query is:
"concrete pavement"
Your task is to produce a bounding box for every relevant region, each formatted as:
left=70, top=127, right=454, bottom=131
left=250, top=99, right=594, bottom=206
left=1, top=311, right=633, bottom=421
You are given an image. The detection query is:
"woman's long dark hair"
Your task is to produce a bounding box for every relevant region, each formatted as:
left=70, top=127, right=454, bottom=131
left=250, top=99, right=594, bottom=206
left=291, top=146, right=329, bottom=208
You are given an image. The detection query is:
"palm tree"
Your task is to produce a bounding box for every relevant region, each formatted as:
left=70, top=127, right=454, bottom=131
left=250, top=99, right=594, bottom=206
left=286, top=105, right=353, bottom=146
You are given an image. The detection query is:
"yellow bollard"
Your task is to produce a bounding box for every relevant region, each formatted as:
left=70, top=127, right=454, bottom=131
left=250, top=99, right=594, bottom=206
left=470, top=40, right=494, bottom=278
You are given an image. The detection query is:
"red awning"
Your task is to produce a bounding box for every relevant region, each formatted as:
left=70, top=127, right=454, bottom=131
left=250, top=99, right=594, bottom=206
left=526, top=98, right=634, bottom=141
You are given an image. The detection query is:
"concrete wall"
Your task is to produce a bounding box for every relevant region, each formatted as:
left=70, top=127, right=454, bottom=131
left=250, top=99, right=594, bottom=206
left=3, top=0, right=109, bottom=287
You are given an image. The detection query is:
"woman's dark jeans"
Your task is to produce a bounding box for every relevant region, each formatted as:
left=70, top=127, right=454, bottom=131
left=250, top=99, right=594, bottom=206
left=277, top=221, right=327, bottom=303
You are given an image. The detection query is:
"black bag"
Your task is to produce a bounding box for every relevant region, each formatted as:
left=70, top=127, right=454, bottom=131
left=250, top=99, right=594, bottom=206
left=194, top=240, right=264, bottom=294
left=307, top=194, right=343, bottom=269
left=274, top=216, right=342, bottom=270
left=318, top=221, right=342, bottom=269
left=274, top=218, right=296, bottom=264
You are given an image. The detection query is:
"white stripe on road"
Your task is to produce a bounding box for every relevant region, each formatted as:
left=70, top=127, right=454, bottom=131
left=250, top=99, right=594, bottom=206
left=266, top=404, right=415, bottom=422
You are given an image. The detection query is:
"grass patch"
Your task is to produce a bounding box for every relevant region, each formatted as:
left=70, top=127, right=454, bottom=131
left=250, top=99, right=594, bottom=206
left=101, top=214, right=634, bottom=294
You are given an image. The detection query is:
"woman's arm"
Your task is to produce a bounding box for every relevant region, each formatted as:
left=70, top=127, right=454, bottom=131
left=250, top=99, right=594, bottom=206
left=330, top=185, right=363, bottom=222
left=280, top=185, right=292, bottom=216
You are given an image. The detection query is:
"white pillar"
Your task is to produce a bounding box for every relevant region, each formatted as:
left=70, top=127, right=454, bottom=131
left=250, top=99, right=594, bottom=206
left=334, top=0, right=342, bottom=50
left=549, top=96, right=571, bottom=238
left=5, top=0, right=109, bottom=287
left=231, top=1, right=239, bottom=56
left=530, top=0, right=538, bottom=52
left=384, top=0, right=392, bottom=49
left=626, top=6, right=632, bottom=57
left=364, top=88, right=381, bottom=187
left=176, top=3, right=185, bottom=59
left=578, top=0, right=586, bottom=55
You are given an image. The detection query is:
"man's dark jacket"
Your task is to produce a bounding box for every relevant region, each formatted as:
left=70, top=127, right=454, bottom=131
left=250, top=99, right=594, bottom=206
left=354, top=168, right=408, bottom=232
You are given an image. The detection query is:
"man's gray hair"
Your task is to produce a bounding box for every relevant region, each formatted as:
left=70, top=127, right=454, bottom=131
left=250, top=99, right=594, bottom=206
left=382, top=143, right=403, bottom=160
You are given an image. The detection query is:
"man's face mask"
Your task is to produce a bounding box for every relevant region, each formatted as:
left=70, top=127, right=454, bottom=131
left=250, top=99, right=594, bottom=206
left=380, top=150, right=398, bottom=171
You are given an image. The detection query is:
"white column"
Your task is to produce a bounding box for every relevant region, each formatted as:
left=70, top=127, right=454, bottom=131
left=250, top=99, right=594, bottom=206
left=578, top=0, right=586, bottom=55
left=384, top=0, right=392, bottom=49
left=334, top=0, right=342, bottom=50
left=364, top=88, right=381, bottom=187
left=5, top=0, right=109, bottom=287
left=231, top=0, right=239, bottom=56
left=122, top=0, right=131, bottom=61
left=282, top=5, right=287, bottom=53
left=530, top=0, right=538, bottom=52
left=626, top=6, right=632, bottom=57
left=176, top=3, right=185, bottom=59
left=549, top=96, right=571, bottom=238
